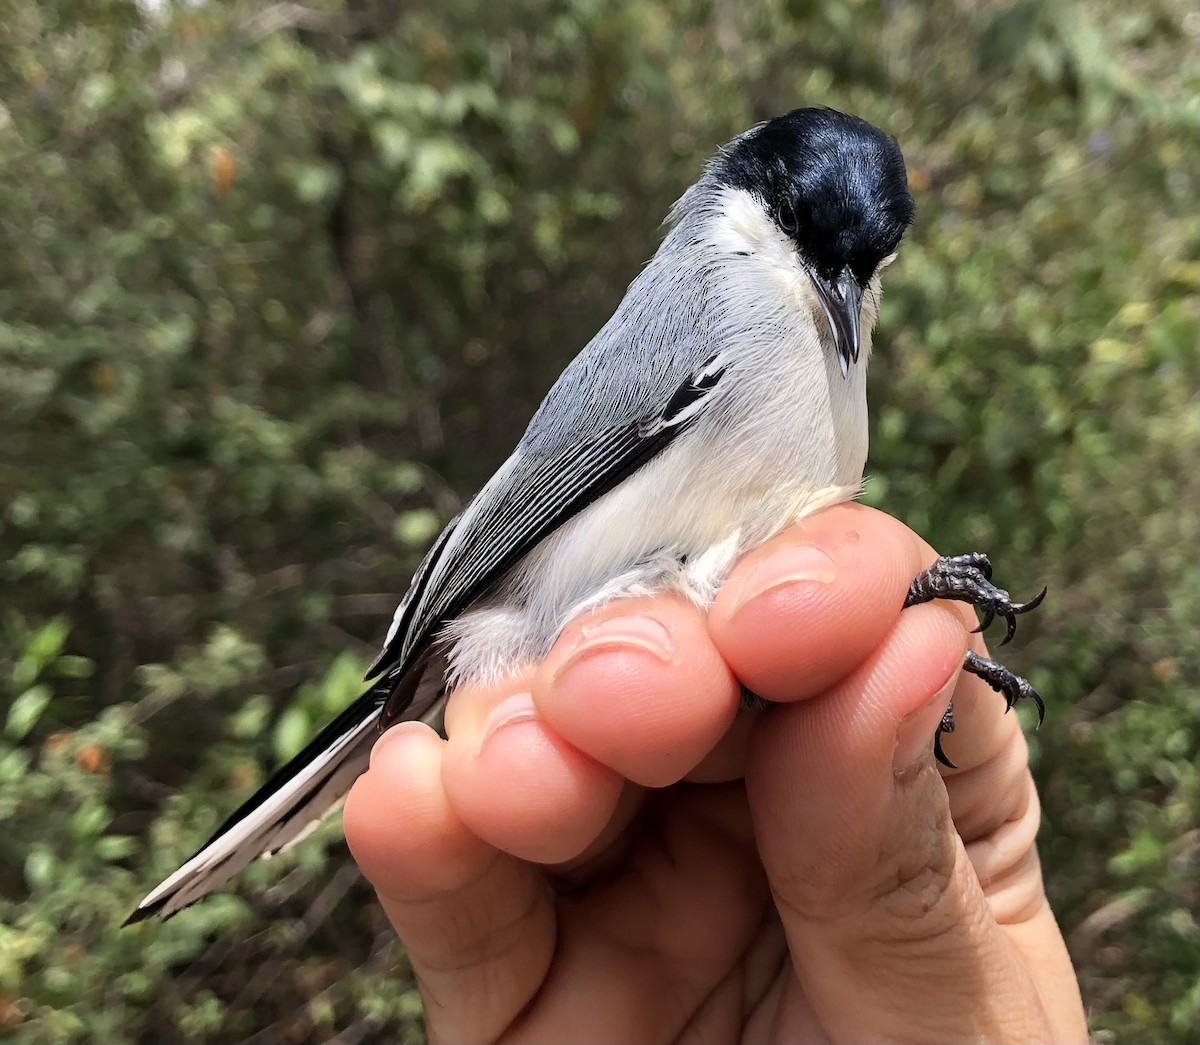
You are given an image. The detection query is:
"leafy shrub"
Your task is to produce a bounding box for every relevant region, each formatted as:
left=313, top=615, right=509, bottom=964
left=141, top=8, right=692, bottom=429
left=1, top=0, right=1195, bottom=1041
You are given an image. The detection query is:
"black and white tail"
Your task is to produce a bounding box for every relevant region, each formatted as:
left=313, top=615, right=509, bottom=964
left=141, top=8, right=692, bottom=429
left=123, top=686, right=386, bottom=923
left=126, top=652, right=448, bottom=923
left=124, top=646, right=454, bottom=923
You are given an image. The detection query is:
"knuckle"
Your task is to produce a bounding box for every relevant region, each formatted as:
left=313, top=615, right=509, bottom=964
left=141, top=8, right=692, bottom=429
left=770, top=765, right=966, bottom=944
left=868, top=800, right=961, bottom=938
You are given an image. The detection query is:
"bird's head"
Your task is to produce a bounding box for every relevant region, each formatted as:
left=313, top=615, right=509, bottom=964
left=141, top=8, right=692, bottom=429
left=710, top=108, right=914, bottom=376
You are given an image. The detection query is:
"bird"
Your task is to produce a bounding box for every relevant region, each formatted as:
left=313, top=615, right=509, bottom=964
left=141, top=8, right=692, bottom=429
left=126, top=106, right=1045, bottom=923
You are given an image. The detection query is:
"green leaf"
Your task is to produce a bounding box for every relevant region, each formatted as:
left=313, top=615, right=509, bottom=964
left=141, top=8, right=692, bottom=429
left=69, top=800, right=112, bottom=842
left=20, top=616, right=70, bottom=677
left=6, top=684, right=52, bottom=740
left=228, top=694, right=272, bottom=740
left=291, top=162, right=341, bottom=204
left=24, top=846, right=55, bottom=891
left=54, top=655, right=95, bottom=679
left=978, top=0, right=1044, bottom=73
left=96, top=835, right=136, bottom=861
left=273, top=705, right=311, bottom=763
left=394, top=508, right=441, bottom=548
left=320, top=652, right=367, bottom=715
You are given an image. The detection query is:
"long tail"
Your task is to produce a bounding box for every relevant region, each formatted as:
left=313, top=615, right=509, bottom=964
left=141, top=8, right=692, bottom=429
left=125, top=685, right=388, bottom=924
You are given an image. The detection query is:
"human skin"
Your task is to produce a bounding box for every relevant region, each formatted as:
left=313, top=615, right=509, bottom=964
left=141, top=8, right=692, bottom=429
left=343, top=503, right=1089, bottom=1043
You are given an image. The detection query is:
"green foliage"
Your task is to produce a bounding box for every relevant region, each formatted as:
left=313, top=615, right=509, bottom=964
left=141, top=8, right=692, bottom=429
left=1, top=0, right=1196, bottom=1041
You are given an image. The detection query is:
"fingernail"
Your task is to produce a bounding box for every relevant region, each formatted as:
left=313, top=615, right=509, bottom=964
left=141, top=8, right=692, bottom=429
left=893, top=675, right=958, bottom=775
left=552, top=615, right=673, bottom=681
left=478, top=692, right=538, bottom=755
left=730, top=545, right=837, bottom=610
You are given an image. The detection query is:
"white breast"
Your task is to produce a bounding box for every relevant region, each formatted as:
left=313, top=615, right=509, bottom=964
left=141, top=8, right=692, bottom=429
left=442, top=186, right=879, bottom=688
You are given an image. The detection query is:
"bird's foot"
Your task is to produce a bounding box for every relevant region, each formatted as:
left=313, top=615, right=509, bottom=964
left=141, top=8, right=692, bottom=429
left=905, top=553, right=1046, bottom=645
left=906, top=553, right=1047, bottom=769
left=962, top=649, right=1045, bottom=723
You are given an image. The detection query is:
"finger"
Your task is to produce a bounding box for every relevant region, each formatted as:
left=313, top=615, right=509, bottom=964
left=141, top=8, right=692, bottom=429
left=343, top=722, right=553, bottom=1043
left=747, top=603, right=1058, bottom=1042
left=534, top=594, right=741, bottom=787
left=937, top=658, right=1089, bottom=1041
left=508, top=784, right=773, bottom=1043
left=441, top=670, right=626, bottom=865
left=709, top=503, right=927, bottom=702
left=684, top=705, right=759, bottom=784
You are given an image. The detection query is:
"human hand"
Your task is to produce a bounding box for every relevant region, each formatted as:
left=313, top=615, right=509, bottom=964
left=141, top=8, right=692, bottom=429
left=343, top=503, right=1088, bottom=1043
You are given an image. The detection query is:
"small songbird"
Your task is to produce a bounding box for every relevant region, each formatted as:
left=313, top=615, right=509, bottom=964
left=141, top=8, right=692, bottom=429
left=128, top=107, right=1044, bottom=923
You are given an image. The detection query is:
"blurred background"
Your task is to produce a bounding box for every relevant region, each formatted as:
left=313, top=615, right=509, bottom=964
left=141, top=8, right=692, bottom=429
left=1, top=0, right=1196, bottom=1041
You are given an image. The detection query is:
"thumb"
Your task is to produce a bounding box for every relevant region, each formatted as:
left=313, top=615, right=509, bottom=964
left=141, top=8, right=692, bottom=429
left=746, top=603, right=1054, bottom=1043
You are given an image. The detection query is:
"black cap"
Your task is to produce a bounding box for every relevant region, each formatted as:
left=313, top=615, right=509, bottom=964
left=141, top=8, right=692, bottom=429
left=713, top=107, right=914, bottom=286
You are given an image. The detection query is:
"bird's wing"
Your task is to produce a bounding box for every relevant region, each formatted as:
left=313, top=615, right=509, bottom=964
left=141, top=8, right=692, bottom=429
left=370, top=350, right=730, bottom=722
left=125, top=353, right=728, bottom=923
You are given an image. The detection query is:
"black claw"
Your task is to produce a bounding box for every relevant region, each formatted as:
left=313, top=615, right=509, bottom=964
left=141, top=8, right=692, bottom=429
left=932, top=702, right=957, bottom=768
left=975, top=605, right=996, bottom=635
left=1029, top=687, right=1046, bottom=729
left=933, top=730, right=956, bottom=768
left=999, top=607, right=1017, bottom=647
left=1012, top=586, right=1048, bottom=616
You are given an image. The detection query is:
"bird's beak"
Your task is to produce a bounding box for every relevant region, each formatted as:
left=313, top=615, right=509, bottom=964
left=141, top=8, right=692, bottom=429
left=810, top=268, right=863, bottom=378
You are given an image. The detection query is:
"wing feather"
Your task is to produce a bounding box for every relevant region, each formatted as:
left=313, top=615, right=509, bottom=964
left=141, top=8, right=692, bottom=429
left=374, top=354, right=729, bottom=726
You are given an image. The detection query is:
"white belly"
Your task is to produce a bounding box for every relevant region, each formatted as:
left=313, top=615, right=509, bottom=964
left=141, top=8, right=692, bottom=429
left=441, top=325, right=869, bottom=689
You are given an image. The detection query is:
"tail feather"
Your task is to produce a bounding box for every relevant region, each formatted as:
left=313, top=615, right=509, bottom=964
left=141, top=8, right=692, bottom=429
left=125, top=685, right=388, bottom=924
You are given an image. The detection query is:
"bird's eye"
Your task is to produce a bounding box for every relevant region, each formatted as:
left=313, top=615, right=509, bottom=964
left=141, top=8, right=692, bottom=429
left=775, top=199, right=799, bottom=235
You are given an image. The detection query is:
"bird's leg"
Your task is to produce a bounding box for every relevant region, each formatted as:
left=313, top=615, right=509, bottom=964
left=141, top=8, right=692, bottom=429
left=905, top=554, right=1046, bottom=767
left=932, top=701, right=956, bottom=768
